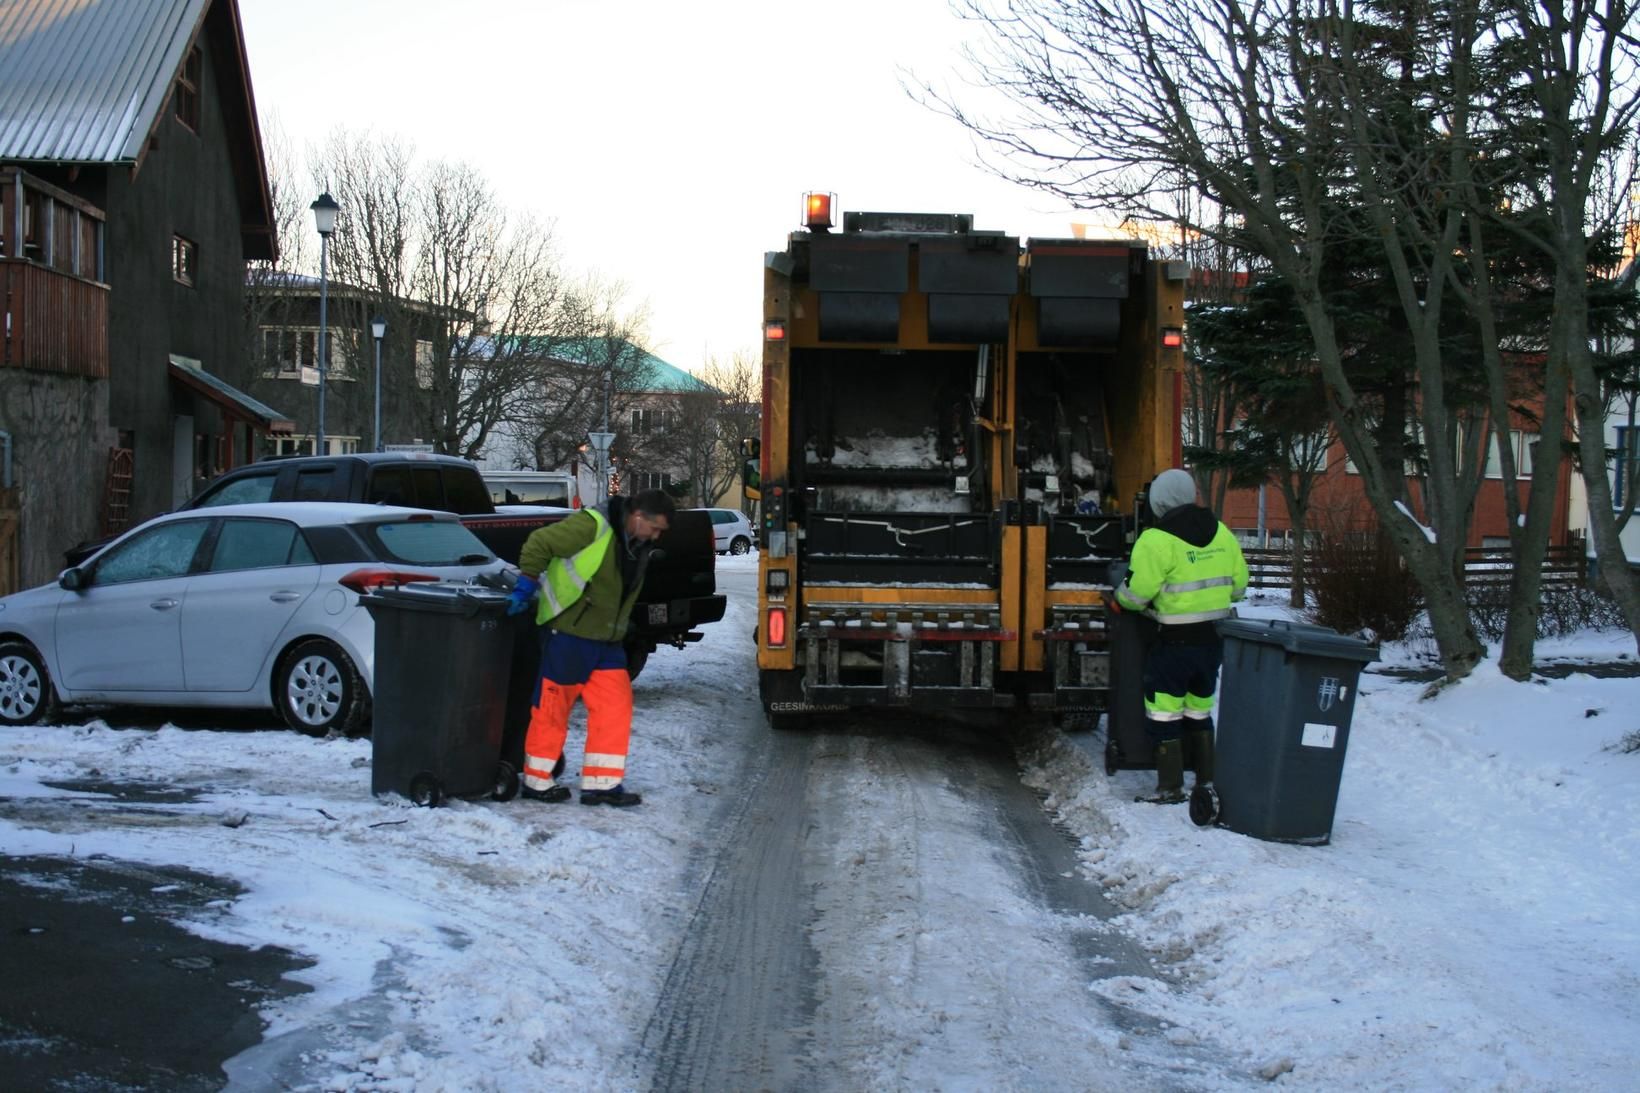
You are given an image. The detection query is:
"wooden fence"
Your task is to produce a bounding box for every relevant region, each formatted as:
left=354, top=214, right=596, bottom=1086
left=1242, top=544, right=1586, bottom=594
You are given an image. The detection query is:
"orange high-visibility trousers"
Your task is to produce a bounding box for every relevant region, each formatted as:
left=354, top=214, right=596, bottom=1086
left=522, top=630, right=633, bottom=793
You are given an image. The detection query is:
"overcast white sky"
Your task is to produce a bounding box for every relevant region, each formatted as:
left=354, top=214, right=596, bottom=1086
left=237, top=0, right=1084, bottom=373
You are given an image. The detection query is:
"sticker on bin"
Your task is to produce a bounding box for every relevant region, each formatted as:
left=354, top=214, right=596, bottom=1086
left=1302, top=722, right=1338, bottom=749
left=647, top=603, right=671, bottom=625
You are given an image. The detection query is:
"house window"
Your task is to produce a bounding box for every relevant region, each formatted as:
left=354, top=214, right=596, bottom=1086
left=260, top=327, right=350, bottom=379
left=272, top=435, right=359, bottom=458
left=172, top=235, right=196, bottom=285
left=632, top=407, right=674, bottom=435
left=635, top=471, right=672, bottom=491
left=1483, top=430, right=1538, bottom=480
left=175, top=47, right=201, bottom=131
left=415, top=339, right=435, bottom=390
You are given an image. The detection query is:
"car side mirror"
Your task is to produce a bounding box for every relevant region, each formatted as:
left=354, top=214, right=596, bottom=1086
left=59, top=568, right=86, bottom=591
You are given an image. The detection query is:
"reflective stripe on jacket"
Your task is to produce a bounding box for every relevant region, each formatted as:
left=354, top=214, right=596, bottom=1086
left=518, top=506, right=648, bottom=641
left=534, top=507, right=613, bottom=626
left=1115, top=520, right=1249, bottom=626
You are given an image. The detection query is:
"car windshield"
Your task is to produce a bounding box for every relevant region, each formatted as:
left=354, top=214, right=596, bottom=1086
left=364, top=519, right=494, bottom=565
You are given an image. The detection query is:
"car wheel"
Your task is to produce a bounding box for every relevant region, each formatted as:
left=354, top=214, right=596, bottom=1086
left=276, top=639, right=366, bottom=737
left=730, top=536, right=751, bottom=555
left=0, top=642, right=58, bottom=727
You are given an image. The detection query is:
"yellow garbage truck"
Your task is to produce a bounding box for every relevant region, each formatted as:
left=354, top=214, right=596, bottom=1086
left=749, top=195, right=1187, bottom=734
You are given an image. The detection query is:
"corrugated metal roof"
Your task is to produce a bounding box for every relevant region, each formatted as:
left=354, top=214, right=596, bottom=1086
left=0, top=0, right=207, bottom=163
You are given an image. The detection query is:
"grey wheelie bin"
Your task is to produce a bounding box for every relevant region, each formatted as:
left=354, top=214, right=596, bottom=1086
left=1202, top=619, right=1378, bottom=844
left=364, top=583, right=525, bottom=807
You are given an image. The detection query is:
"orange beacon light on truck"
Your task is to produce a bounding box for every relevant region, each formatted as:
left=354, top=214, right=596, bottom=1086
left=803, top=191, right=835, bottom=230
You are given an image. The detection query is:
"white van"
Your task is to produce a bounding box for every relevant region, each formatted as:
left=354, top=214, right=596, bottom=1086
left=481, top=470, right=580, bottom=509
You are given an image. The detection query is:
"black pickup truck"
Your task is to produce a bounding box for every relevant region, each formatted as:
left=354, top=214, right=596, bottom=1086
left=66, top=452, right=726, bottom=676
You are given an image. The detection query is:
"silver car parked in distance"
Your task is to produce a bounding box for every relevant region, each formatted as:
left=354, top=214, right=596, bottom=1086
left=700, top=507, right=756, bottom=555
left=0, top=502, right=509, bottom=735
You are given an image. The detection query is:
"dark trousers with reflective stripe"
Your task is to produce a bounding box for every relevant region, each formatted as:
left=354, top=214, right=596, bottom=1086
left=1142, top=638, right=1222, bottom=743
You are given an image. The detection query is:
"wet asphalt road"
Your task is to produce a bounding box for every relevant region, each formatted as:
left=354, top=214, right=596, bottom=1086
left=0, top=852, right=312, bottom=1090
left=1, top=715, right=313, bottom=1090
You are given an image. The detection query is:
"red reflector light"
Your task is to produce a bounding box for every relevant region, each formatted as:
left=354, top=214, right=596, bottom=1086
left=802, top=191, right=835, bottom=230
left=1161, top=326, right=1184, bottom=348
left=339, top=568, right=443, bottom=594
left=767, top=607, right=787, bottom=646
left=765, top=320, right=787, bottom=341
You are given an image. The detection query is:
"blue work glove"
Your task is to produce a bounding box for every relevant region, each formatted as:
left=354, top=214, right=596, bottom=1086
left=507, top=573, right=540, bottom=616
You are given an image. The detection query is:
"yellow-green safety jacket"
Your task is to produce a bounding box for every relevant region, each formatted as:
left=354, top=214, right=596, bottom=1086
left=518, top=506, right=646, bottom=641
left=1115, top=507, right=1249, bottom=626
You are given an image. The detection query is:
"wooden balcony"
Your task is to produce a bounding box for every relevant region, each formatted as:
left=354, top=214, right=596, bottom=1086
left=1, top=168, right=109, bottom=379
left=1, top=258, right=110, bottom=378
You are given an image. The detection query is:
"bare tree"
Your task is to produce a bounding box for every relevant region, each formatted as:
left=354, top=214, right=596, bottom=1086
left=651, top=350, right=761, bottom=507
left=501, top=277, right=657, bottom=478
left=1488, top=0, right=1640, bottom=651
left=410, top=160, right=571, bottom=459
left=916, top=0, right=1640, bottom=676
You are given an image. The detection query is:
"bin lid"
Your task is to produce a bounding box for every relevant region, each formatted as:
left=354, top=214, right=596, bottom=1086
left=364, top=582, right=512, bottom=617
left=1215, top=618, right=1379, bottom=663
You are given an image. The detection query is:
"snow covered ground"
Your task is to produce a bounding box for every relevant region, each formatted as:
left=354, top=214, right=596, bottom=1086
left=2, top=554, right=1638, bottom=1090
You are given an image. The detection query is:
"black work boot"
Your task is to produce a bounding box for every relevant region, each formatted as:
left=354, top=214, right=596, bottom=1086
left=521, top=784, right=571, bottom=803
left=580, top=784, right=642, bottom=808
left=1185, top=726, right=1215, bottom=787
left=1136, top=740, right=1186, bottom=804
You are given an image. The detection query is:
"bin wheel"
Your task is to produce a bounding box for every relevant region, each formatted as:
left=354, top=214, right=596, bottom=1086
left=491, top=760, right=520, bottom=802
left=409, top=773, right=443, bottom=808
left=1104, top=740, right=1122, bottom=777
left=1189, top=784, right=1220, bottom=827
left=553, top=754, right=565, bottom=779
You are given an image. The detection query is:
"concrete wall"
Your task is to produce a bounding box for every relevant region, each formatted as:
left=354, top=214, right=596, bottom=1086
left=0, top=372, right=114, bottom=588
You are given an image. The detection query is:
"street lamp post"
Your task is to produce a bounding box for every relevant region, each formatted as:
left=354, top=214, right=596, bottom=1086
left=371, top=315, right=386, bottom=452
left=310, top=192, right=339, bottom=455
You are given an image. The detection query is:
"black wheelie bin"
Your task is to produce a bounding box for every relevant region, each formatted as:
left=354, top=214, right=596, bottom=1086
left=1201, top=619, right=1378, bottom=843
left=364, top=583, right=526, bottom=807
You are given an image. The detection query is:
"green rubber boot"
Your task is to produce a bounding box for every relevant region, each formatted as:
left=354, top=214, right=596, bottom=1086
left=1136, top=739, right=1186, bottom=804
left=1185, top=726, right=1215, bottom=786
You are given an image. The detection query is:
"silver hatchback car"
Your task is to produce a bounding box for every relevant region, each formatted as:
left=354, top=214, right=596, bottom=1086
left=701, top=507, right=756, bottom=555
left=0, top=502, right=508, bottom=735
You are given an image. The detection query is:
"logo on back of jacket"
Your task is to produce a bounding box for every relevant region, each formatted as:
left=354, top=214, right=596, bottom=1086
left=1186, top=546, right=1226, bottom=565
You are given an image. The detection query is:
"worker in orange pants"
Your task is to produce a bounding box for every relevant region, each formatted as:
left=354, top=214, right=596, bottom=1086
left=521, top=631, right=637, bottom=804
left=507, top=489, right=675, bottom=807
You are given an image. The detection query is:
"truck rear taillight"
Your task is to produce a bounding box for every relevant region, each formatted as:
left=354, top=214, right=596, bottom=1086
left=339, top=569, right=443, bottom=594
left=767, top=607, right=788, bottom=647
left=803, top=191, right=835, bottom=230
left=1161, top=326, right=1183, bottom=348
left=764, top=320, right=787, bottom=341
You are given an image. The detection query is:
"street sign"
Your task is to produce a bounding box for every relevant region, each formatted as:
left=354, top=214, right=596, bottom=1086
left=587, top=431, right=615, bottom=452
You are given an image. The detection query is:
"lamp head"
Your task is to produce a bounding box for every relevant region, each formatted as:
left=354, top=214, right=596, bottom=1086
left=310, top=191, right=339, bottom=236
left=371, top=315, right=387, bottom=339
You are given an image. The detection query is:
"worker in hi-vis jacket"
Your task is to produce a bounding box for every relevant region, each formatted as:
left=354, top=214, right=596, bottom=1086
left=1109, top=469, right=1249, bottom=804
left=507, top=488, right=676, bottom=807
